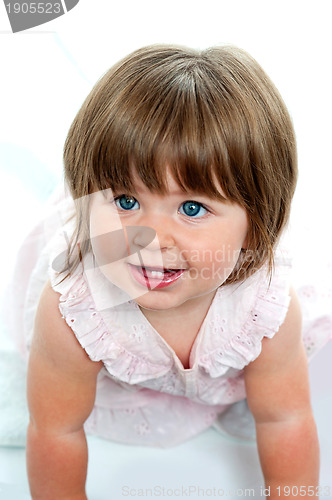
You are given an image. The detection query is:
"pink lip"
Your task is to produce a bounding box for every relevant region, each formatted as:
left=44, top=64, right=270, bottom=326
left=128, top=264, right=185, bottom=290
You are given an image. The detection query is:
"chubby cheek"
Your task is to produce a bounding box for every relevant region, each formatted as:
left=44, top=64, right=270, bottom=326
left=89, top=203, right=123, bottom=239
left=183, top=231, right=245, bottom=284
left=89, top=203, right=127, bottom=267
left=187, top=248, right=242, bottom=284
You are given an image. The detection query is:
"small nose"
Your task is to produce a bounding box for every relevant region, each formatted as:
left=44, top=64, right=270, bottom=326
left=131, top=218, right=176, bottom=251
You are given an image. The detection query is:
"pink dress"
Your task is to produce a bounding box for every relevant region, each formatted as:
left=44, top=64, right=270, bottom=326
left=6, top=185, right=332, bottom=447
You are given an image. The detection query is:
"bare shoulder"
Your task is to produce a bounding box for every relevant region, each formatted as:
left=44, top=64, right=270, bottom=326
left=244, top=287, right=311, bottom=421
left=245, top=286, right=303, bottom=376
left=28, top=280, right=103, bottom=431
left=31, top=280, right=102, bottom=379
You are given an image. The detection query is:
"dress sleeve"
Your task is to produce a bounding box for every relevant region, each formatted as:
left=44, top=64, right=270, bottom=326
left=198, top=251, right=292, bottom=377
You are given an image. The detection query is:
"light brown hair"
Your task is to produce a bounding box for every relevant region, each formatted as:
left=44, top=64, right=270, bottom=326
left=63, top=44, right=297, bottom=285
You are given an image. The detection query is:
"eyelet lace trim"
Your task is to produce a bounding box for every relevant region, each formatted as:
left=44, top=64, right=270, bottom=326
left=50, top=258, right=292, bottom=384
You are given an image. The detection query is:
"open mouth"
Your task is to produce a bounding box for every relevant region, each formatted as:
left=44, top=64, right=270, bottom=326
left=128, top=264, right=186, bottom=289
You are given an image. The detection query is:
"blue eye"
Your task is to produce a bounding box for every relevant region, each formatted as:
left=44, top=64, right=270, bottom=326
left=115, top=195, right=139, bottom=211
left=179, top=201, right=208, bottom=218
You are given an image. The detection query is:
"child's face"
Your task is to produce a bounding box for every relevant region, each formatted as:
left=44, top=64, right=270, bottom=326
left=88, top=169, right=248, bottom=313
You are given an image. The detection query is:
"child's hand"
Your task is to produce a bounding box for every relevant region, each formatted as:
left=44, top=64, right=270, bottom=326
left=26, top=281, right=102, bottom=499
left=244, top=288, right=319, bottom=498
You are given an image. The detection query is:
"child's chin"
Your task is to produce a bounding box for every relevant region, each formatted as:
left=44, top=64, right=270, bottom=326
left=133, top=295, right=182, bottom=312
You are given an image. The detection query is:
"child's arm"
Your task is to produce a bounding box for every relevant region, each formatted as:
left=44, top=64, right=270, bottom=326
left=27, top=281, right=103, bottom=500
left=244, top=288, right=319, bottom=499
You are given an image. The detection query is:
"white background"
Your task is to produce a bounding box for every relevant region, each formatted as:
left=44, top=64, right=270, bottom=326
left=0, top=2, right=331, bottom=498
left=0, top=0, right=332, bottom=291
